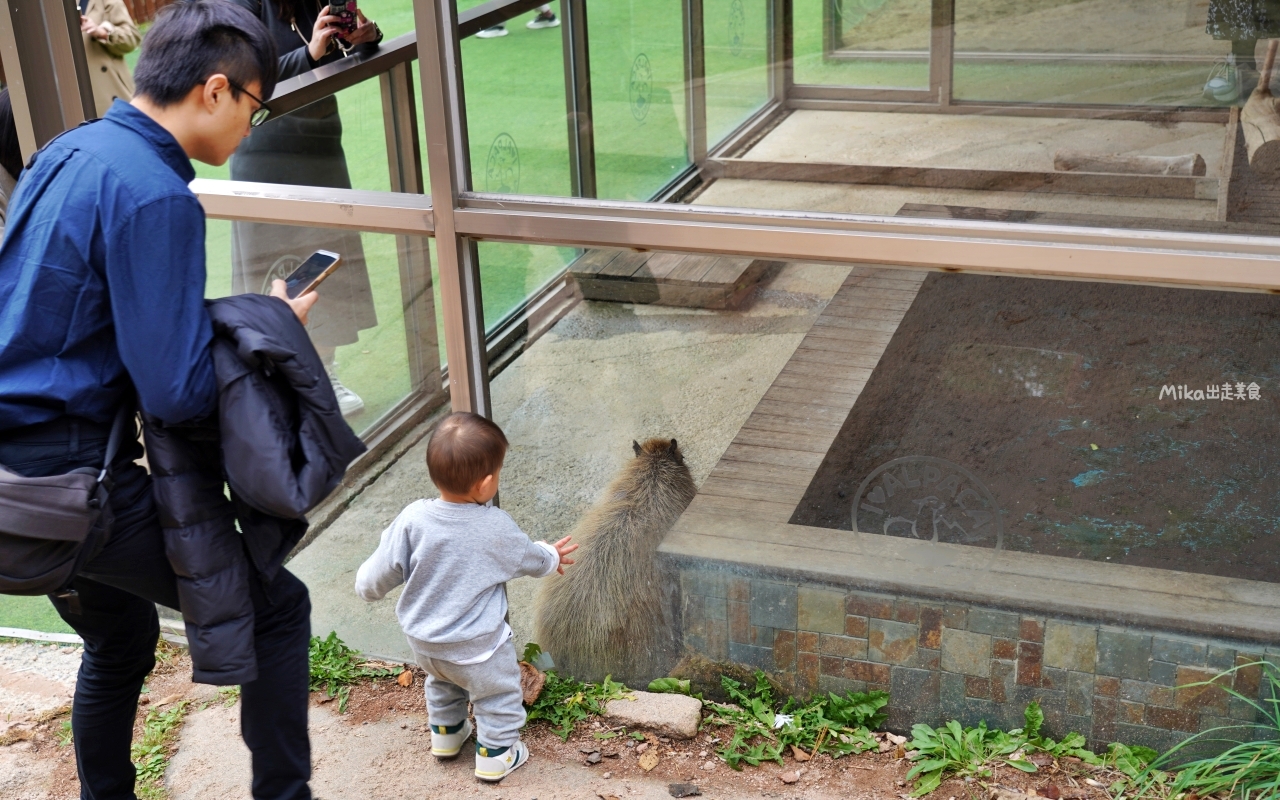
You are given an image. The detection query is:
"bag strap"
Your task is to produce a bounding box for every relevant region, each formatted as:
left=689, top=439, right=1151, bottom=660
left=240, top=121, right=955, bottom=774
left=97, top=403, right=132, bottom=485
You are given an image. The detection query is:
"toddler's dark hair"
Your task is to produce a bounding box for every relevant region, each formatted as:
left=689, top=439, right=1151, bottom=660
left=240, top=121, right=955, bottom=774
left=427, top=412, right=509, bottom=495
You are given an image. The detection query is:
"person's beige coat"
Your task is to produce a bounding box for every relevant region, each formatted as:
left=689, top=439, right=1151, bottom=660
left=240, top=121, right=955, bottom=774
left=81, top=0, right=140, bottom=117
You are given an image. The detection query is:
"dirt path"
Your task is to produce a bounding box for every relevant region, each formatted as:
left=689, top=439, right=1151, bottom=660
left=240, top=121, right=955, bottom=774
left=0, top=644, right=1121, bottom=800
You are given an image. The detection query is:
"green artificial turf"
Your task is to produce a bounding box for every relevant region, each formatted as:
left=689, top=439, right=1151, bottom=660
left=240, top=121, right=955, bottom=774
left=0, top=595, right=75, bottom=635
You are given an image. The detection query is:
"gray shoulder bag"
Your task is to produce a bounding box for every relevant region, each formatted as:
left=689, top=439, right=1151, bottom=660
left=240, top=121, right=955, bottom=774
left=0, top=406, right=131, bottom=602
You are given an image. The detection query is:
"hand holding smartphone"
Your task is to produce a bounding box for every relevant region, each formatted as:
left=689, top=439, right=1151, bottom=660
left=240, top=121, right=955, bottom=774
left=284, top=250, right=343, bottom=299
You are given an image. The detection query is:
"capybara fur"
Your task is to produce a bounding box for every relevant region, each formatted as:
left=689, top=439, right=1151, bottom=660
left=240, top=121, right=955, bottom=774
left=534, top=438, right=697, bottom=685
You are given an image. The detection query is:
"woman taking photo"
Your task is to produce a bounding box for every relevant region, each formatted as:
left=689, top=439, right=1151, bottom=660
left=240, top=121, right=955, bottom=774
left=229, top=0, right=382, bottom=417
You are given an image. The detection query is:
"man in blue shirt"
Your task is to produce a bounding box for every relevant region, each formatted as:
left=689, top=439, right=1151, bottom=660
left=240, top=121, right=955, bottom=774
left=0, top=3, right=318, bottom=798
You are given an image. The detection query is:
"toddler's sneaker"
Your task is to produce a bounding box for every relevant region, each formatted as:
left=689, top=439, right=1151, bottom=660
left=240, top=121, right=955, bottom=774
left=430, top=719, right=473, bottom=758
left=475, top=739, right=529, bottom=781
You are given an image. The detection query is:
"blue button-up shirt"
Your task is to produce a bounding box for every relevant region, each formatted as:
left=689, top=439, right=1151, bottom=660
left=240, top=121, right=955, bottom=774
left=0, top=101, right=217, bottom=429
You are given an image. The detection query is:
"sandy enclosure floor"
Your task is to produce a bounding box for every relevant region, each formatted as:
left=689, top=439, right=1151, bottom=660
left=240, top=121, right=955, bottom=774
left=744, top=111, right=1228, bottom=177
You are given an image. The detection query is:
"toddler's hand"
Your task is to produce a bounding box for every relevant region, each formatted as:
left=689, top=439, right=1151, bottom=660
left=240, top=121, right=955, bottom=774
left=552, top=535, right=578, bottom=575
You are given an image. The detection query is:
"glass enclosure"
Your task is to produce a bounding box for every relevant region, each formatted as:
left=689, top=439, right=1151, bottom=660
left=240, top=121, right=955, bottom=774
left=19, top=0, right=1274, bottom=750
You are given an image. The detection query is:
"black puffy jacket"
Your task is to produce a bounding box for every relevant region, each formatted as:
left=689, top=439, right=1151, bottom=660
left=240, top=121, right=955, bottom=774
left=143, top=294, right=366, bottom=684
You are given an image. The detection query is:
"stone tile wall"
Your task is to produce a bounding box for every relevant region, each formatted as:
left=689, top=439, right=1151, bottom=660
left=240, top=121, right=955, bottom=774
left=679, top=566, right=1276, bottom=752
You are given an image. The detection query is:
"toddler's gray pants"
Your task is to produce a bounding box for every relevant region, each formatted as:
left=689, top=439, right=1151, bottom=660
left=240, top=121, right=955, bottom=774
left=411, top=638, right=526, bottom=747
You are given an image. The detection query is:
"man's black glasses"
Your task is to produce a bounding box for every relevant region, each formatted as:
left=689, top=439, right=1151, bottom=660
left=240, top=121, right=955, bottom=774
left=226, top=79, right=271, bottom=127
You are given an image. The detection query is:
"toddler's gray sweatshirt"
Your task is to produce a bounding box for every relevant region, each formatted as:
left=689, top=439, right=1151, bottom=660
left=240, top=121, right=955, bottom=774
left=355, top=498, right=559, bottom=663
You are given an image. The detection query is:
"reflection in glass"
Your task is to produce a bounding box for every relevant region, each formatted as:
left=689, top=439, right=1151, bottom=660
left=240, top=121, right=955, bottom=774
left=794, top=0, right=931, bottom=87
left=205, top=220, right=439, bottom=437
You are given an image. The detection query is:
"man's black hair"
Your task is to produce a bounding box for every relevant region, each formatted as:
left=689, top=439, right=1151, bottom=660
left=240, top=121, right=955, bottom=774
left=0, top=89, right=22, bottom=182
left=133, top=0, right=279, bottom=107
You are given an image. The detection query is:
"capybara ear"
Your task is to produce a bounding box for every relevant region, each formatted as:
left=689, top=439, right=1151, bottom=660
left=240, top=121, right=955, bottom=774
left=668, top=439, right=679, bottom=454
left=633, top=440, right=642, bottom=456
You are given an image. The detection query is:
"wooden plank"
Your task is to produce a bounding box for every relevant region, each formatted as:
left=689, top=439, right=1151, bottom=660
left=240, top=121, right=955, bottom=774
left=741, top=410, right=842, bottom=435
left=698, top=257, right=758, bottom=286
left=639, top=253, right=689, bottom=280
left=707, top=157, right=1210, bottom=200
left=698, top=475, right=811, bottom=505
left=762, top=384, right=859, bottom=409
left=818, top=304, right=911, bottom=323
left=708, top=459, right=814, bottom=488
left=814, top=315, right=912, bottom=334
left=569, top=249, right=623, bottom=276
left=685, top=493, right=797, bottom=523
left=732, top=426, right=835, bottom=455
left=789, top=346, right=886, bottom=369
left=752, top=399, right=851, bottom=427
left=822, top=295, right=917, bottom=314
left=1218, top=106, right=1240, bottom=222
left=801, top=329, right=896, bottom=348
left=721, top=442, right=828, bottom=470
left=772, top=370, right=867, bottom=396
left=598, top=251, right=652, bottom=278
left=664, top=255, right=722, bottom=284
left=841, top=276, right=927, bottom=292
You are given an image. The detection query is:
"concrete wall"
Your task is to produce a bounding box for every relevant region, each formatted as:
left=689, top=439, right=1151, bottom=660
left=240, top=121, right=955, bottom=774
left=678, top=563, right=1277, bottom=752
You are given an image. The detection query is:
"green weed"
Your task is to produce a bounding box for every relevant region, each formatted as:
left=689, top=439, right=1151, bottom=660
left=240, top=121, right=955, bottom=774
left=702, top=670, right=887, bottom=770
left=1149, top=661, right=1280, bottom=800
left=131, top=701, right=188, bottom=800
left=308, top=632, right=398, bottom=713
left=57, top=718, right=73, bottom=747
left=523, top=670, right=631, bottom=741
left=217, top=686, right=241, bottom=708
left=905, top=702, right=1099, bottom=797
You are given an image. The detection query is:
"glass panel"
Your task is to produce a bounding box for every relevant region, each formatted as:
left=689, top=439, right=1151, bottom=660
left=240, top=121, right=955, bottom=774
left=790, top=271, right=1280, bottom=583
left=204, top=219, right=441, bottom=437
left=953, top=0, right=1230, bottom=104
left=588, top=0, right=691, bottom=199
left=478, top=242, right=578, bottom=332
left=459, top=0, right=572, bottom=196
left=794, top=0, right=932, bottom=87
left=704, top=0, right=771, bottom=145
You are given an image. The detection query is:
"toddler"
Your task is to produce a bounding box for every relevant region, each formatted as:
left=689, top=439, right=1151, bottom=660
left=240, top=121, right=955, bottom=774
left=355, top=412, right=576, bottom=781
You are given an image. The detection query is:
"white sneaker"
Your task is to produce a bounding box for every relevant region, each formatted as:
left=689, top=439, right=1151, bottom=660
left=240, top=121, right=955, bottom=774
left=328, top=372, right=365, bottom=416
left=475, top=740, right=529, bottom=782
left=475, top=24, right=507, bottom=38
left=526, top=10, right=559, bottom=28
left=430, top=719, right=473, bottom=759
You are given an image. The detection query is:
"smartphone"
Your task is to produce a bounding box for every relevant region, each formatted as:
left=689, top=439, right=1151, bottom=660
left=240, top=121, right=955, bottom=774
left=284, top=250, right=343, bottom=299
left=329, top=0, right=357, bottom=35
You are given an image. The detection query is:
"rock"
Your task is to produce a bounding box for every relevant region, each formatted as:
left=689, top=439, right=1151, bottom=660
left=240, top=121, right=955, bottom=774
left=603, top=692, right=702, bottom=740
left=780, top=772, right=800, bottom=785
left=668, top=784, right=702, bottom=798
left=790, top=744, right=811, bottom=762
left=519, top=662, right=545, bottom=705
left=586, top=752, right=602, bottom=765
left=699, top=761, right=715, bottom=771
left=602, top=772, right=612, bottom=779
left=636, top=743, right=649, bottom=754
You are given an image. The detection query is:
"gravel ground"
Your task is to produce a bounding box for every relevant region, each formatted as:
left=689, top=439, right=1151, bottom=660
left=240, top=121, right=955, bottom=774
left=0, top=641, right=81, bottom=728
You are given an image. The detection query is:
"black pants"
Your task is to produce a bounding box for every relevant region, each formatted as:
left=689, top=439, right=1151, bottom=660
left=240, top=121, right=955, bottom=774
left=0, top=419, right=313, bottom=800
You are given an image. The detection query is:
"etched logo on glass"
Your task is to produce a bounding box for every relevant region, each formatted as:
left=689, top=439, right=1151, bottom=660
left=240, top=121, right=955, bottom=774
left=629, top=54, right=653, bottom=121
left=729, top=0, right=745, bottom=56
left=260, top=253, right=303, bottom=295
left=852, top=456, right=1003, bottom=551
left=485, top=133, right=520, bottom=193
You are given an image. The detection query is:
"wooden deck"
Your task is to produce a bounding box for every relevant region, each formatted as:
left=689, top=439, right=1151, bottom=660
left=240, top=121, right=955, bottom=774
left=684, top=265, right=928, bottom=523
left=659, top=263, right=1280, bottom=642
left=569, top=250, right=779, bottom=310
